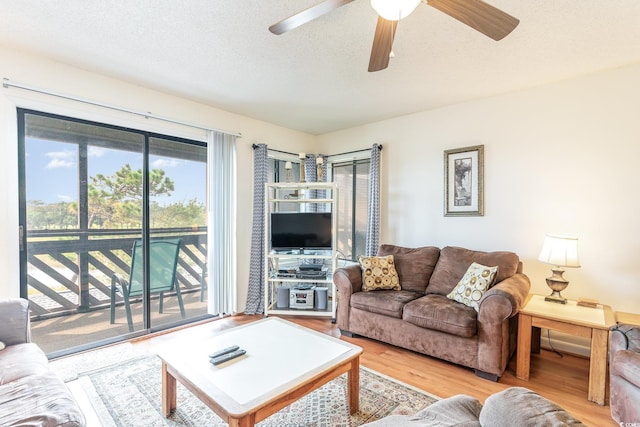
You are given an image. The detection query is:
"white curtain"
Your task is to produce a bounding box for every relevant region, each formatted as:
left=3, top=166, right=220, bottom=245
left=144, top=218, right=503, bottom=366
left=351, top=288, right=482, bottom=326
left=207, top=131, right=237, bottom=316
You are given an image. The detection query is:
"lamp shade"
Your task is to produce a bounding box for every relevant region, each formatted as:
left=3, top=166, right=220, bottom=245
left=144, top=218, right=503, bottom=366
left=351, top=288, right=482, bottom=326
left=370, top=0, right=421, bottom=21
left=538, top=235, right=581, bottom=268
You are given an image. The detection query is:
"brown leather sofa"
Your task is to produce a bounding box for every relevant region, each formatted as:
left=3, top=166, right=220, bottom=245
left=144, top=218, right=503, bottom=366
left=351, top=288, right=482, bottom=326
left=610, top=323, right=640, bottom=425
left=334, top=245, right=531, bottom=380
left=0, top=298, right=86, bottom=427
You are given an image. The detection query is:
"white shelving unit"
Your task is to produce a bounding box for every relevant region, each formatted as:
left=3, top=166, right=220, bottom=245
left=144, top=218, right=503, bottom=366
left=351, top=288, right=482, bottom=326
left=264, top=182, right=338, bottom=319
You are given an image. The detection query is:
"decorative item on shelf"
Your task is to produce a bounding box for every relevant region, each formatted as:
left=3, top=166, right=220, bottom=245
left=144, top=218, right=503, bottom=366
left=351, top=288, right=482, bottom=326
left=577, top=297, right=599, bottom=308
left=538, top=234, right=581, bottom=304
left=285, top=161, right=292, bottom=183
left=299, top=153, right=306, bottom=183
left=316, top=156, right=323, bottom=182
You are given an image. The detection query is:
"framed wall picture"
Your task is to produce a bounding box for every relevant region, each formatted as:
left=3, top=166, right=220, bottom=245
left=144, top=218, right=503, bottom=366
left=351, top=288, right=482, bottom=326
left=444, top=145, right=484, bottom=216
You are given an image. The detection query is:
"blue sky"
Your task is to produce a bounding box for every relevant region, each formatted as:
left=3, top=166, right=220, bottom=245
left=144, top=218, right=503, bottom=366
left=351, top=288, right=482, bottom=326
left=25, top=138, right=206, bottom=205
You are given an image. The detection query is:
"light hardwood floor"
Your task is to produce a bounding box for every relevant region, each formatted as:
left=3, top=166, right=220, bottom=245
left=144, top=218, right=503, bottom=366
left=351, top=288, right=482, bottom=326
left=133, top=314, right=616, bottom=426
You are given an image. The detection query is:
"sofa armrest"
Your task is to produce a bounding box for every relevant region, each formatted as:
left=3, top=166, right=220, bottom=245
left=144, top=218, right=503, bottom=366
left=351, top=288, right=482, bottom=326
left=334, top=264, right=363, bottom=294
left=333, top=264, right=362, bottom=331
left=611, top=349, right=640, bottom=388
left=611, top=324, right=640, bottom=351
left=479, top=273, right=531, bottom=321
left=0, top=298, right=31, bottom=345
left=476, top=273, right=530, bottom=377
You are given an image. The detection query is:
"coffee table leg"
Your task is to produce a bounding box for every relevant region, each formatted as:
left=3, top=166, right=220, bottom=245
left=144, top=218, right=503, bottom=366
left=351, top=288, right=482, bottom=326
left=229, top=415, right=255, bottom=427
left=162, top=361, right=177, bottom=417
left=347, top=357, right=360, bottom=414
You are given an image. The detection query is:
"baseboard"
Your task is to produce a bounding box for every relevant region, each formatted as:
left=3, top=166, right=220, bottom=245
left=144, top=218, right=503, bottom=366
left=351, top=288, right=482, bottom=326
left=539, top=329, right=591, bottom=358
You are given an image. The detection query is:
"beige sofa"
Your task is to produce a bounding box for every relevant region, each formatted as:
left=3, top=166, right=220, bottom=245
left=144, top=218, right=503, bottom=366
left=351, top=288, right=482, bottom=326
left=0, top=298, right=86, bottom=427
left=334, top=245, right=531, bottom=380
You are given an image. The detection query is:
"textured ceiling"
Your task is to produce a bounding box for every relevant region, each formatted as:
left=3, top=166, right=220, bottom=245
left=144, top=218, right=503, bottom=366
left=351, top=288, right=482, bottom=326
left=1, top=1, right=640, bottom=135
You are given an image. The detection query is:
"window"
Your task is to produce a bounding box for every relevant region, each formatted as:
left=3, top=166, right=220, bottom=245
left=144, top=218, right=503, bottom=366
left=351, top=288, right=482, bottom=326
left=269, top=154, right=370, bottom=261
left=332, top=159, right=370, bottom=261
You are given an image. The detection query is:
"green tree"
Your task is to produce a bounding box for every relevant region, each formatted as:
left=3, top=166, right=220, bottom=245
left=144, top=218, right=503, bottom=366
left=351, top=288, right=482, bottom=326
left=89, top=164, right=175, bottom=228
left=150, top=199, right=206, bottom=229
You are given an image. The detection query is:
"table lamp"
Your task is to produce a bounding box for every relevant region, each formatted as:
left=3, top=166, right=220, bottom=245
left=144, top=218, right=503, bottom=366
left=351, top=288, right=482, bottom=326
left=538, top=234, right=580, bottom=304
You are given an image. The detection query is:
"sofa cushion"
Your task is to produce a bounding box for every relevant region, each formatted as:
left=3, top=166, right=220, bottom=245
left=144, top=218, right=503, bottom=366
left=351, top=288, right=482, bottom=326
left=447, top=262, right=498, bottom=312
left=479, top=387, right=585, bottom=426
left=611, top=349, right=640, bottom=387
left=403, top=294, right=478, bottom=338
left=0, top=372, right=86, bottom=427
left=358, top=255, right=401, bottom=291
left=377, top=245, right=440, bottom=293
left=410, top=394, right=483, bottom=426
left=428, top=246, right=519, bottom=296
left=351, top=290, right=423, bottom=318
left=0, top=343, right=49, bottom=385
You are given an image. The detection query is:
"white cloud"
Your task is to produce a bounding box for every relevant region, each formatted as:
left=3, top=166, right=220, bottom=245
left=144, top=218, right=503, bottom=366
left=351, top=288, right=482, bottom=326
left=57, top=194, right=73, bottom=202
left=88, top=146, right=106, bottom=157
left=152, top=158, right=181, bottom=168
left=45, top=151, right=75, bottom=169
left=46, top=158, right=74, bottom=169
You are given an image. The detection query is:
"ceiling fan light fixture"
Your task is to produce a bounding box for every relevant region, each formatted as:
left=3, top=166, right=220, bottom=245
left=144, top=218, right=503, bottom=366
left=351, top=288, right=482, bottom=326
left=370, top=0, right=421, bottom=21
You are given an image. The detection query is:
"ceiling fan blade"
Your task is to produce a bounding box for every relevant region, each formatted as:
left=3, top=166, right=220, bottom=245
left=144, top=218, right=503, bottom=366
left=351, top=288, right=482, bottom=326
left=368, top=16, right=398, bottom=72
left=269, top=0, right=354, bottom=35
left=427, top=0, right=519, bottom=41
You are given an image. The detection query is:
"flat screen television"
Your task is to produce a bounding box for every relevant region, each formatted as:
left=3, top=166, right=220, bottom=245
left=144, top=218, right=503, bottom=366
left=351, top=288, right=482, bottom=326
left=270, top=212, right=332, bottom=250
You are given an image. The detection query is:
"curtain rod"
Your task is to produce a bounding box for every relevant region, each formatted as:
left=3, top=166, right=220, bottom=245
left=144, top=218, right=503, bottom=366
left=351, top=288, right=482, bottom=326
left=253, top=144, right=382, bottom=157
left=2, top=78, right=242, bottom=137
left=331, top=145, right=382, bottom=157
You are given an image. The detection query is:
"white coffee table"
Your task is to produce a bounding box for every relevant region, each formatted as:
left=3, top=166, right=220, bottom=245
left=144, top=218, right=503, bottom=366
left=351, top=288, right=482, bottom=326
left=156, top=317, right=363, bottom=426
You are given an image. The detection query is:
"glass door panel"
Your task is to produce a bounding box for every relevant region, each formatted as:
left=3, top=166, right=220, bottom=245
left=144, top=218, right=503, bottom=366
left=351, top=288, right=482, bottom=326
left=20, top=111, right=141, bottom=355
left=148, top=136, right=208, bottom=330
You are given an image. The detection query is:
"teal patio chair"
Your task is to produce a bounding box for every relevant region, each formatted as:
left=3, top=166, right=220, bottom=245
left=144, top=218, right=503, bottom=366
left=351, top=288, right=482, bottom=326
left=110, top=238, right=185, bottom=332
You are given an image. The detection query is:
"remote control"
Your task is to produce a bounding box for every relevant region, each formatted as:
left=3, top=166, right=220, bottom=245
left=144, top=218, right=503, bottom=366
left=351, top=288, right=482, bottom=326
left=210, top=348, right=246, bottom=365
left=209, top=345, right=239, bottom=359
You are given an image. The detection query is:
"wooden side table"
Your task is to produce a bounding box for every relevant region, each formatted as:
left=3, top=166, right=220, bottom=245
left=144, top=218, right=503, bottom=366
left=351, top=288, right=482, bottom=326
left=615, top=311, right=640, bottom=326
left=516, top=294, right=615, bottom=406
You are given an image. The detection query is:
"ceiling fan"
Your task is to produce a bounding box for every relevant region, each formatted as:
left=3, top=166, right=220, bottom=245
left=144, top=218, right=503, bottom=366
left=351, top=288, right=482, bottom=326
left=269, top=0, right=519, bottom=72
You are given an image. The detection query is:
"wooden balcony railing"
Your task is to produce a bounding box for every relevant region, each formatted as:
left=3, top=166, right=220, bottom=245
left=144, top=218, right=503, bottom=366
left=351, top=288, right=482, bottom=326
left=26, top=227, right=207, bottom=319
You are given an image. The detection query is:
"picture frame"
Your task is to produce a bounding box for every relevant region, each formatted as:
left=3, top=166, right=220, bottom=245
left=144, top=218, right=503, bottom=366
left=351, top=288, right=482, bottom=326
left=444, top=145, right=484, bottom=217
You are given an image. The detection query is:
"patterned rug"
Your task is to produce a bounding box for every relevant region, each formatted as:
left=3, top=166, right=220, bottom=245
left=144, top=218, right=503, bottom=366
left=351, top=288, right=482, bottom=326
left=53, top=345, right=439, bottom=426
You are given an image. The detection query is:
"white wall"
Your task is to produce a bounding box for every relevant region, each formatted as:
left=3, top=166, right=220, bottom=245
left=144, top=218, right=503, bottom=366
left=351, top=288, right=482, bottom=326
left=2, top=45, right=639, bottom=320
left=318, top=63, right=640, bottom=315
left=0, top=46, right=316, bottom=312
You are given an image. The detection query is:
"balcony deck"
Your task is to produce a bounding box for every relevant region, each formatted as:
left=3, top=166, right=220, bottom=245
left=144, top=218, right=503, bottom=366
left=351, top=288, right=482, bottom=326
left=25, top=228, right=210, bottom=356
left=31, top=289, right=208, bottom=355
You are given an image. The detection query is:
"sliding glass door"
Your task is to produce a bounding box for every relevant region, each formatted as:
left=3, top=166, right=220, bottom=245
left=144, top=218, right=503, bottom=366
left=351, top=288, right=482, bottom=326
left=18, top=109, right=210, bottom=356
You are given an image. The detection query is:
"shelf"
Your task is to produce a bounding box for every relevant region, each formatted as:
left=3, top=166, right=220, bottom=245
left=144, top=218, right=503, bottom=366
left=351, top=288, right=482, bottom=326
left=267, top=278, right=332, bottom=283
left=268, top=253, right=333, bottom=259
left=268, top=182, right=334, bottom=189
left=271, top=198, right=333, bottom=203
left=264, top=182, right=338, bottom=319
left=265, top=308, right=333, bottom=317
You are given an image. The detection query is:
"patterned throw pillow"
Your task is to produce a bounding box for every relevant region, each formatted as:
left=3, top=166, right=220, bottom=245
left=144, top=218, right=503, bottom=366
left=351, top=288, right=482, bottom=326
left=358, top=255, right=401, bottom=292
left=0, top=341, right=5, bottom=351
left=447, top=262, right=498, bottom=311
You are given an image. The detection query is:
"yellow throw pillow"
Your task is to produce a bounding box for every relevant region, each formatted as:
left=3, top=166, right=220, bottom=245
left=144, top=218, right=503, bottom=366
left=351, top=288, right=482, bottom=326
left=447, top=262, right=498, bottom=311
left=358, top=255, right=401, bottom=291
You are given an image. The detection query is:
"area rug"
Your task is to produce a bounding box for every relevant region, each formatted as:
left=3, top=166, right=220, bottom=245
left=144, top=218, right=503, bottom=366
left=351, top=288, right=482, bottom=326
left=52, top=346, right=439, bottom=426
